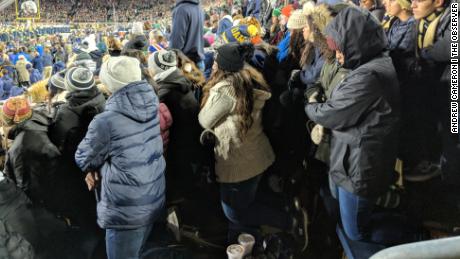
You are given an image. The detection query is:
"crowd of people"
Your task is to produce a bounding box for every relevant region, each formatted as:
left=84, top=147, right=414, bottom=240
left=0, top=0, right=175, bottom=23
left=0, top=0, right=458, bottom=258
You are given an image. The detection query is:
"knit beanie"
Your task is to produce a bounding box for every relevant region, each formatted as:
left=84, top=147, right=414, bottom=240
left=1, top=97, right=32, bottom=126
left=65, top=67, right=95, bottom=92
left=100, top=56, right=142, bottom=94
left=281, top=4, right=294, bottom=18
left=287, top=10, right=308, bottom=30
left=272, top=8, right=282, bottom=17
left=221, top=25, right=259, bottom=44
left=131, top=22, right=144, bottom=35
left=148, top=49, right=177, bottom=76
left=396, top=0, right=411, bottom=10
left=216, top=42, right=254, bottom=72
left=48, top=69, right=66, bottom=90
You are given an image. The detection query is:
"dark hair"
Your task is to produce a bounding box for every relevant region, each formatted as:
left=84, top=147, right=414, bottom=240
left=289, top=29, right=305, bottom=64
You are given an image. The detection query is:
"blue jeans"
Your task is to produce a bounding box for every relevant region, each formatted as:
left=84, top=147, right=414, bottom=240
left=106, top=224, right=153, bottom=259
left=220, top=174, right=291, bottom=243
left=338, top=187, right=419, bottom=245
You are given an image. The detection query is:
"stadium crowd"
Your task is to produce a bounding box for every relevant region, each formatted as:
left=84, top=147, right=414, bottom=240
left=0, top=0, right=458, bottom=258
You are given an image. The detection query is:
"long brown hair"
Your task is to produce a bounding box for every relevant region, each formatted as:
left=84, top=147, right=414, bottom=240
left=201, top=65, right=270, bottom=138
left=300, top=17, right=335, bottom=67
left=289, top=29, right=305, bottom=64
left=173, top=49, right=206, bottom=89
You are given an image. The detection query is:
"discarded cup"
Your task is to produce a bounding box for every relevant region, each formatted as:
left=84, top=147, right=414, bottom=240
left=227, top=244, right=245, bottom=259
left=238, top=233, right=255, bottom=256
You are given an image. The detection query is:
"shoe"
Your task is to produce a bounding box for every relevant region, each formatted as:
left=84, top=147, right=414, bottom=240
left=290, top=207, right=309, bottom=252
left=404, top=161, right=442, bottom=182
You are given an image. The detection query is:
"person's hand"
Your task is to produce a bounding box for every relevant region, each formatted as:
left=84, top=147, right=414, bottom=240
left=308, top=91, right=319, bottom=103
left=311, top=124, right=324, bottom=145
left=85, top=171, right=100, bottom=191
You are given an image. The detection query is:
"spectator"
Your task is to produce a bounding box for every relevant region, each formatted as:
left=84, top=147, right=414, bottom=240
left=3, top=97, right=61, bottom=203
left=217, top=8, right=234, bottom=36
left=75, top=56, right=166, bottom=259
left=305, top=7, right=414, bottom=245
left=27, top=64, right=42, bottom=85
left=409, top=0, right=456, bottom=182
left=360, top=0, right=386, bottom=21
left=199, top=42, right=307, bottom=245
left=48, top=67, right=105, bottom=226
left=42, top=47, right=54, bottom=79
left=170, top=0, right=205, bottom=69
left=15, top=55, right=30, bottom=88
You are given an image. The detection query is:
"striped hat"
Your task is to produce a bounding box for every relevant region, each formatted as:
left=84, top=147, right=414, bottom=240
left=1, top=97, right=32, bottom=126
left=221, top=25, right=259, bottom=44
left=64, top=67, right=95, bottom=92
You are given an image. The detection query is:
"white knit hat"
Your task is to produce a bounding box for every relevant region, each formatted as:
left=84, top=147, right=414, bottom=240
left=100, top=56, right=142, bottom=94
left=132, top=22, right=144, bottom=35
left=287, top=10, right=308, bottom=30
left=148, top=49, right=177, bottom=76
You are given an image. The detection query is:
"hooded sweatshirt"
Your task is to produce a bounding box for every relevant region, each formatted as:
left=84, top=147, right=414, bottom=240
left=170, top=0, right=205, bottom=63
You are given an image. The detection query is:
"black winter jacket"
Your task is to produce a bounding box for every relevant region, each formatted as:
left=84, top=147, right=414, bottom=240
left=306, top=7, right=400, bottom=198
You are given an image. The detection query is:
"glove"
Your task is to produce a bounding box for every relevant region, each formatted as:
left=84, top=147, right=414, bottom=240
left=200, top=129, right=217, bottom=147
left=311, top=124, right=324, bottom=145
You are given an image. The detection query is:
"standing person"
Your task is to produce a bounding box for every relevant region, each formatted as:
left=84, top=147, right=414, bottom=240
left=75, top=56, right=166, bottom=259
left=199, top=42, right=307, bottom=246
left=2, top=97, right=60, bottom=204
left=410, top=0, right=457, bottom=183
left=27, top=64, right=42, bottom=85
left=305, top=7, right=419, bottom=245
left=170, top=0, right=205, bottom=70
left=31, top=51, right=44, bottom=75
left=148, top=49, right=204, bottom=200
left=42, top=47, right=53, bottom=79
left=15, top=55, right=30, bottom=88
left=48, top=67, right=105, bottom=226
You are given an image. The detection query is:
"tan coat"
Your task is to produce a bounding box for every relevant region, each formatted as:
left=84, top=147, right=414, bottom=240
left=199, top=81, right=275, bottom=183
left=15, top=60, right=30, bottom=83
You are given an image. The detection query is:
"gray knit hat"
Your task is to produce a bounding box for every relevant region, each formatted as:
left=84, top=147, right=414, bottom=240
left=64, top=67, right=95, bottom=92
left=48, top=70, right=66, bottom=90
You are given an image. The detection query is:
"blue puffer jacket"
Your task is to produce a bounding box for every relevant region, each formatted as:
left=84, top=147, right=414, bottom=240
left=75, top=81, right=166, bottom=230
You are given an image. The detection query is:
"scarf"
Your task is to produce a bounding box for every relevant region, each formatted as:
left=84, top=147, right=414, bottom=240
left=417, top=8, right=445, bottom=50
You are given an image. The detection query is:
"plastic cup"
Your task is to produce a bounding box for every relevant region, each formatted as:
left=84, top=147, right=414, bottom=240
left=238, top=233, right=255, bottom=256
left=226, top=244, right=245, bottom=259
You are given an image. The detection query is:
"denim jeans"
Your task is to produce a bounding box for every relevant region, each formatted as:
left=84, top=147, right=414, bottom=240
left=220, top=174, right=291, bottom=243
left=337, top=187, right=419, bottom=245
left=106, top=224, right=153, bottom=259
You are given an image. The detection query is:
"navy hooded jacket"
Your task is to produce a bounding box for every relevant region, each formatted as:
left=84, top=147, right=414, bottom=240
left=170, top=0, right=205, bottom=63
left=75, top=81, right=166, bottom=229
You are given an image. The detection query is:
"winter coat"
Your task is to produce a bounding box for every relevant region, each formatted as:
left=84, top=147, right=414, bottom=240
left=48, top=88, right=105, bottom=222
left=42, top=53, right=53, bottom=67
left=75, top=81, right=166, bottom=229
left=155, top=68, right=203, bottom=163
left=4, top=112, right=61, bottom=202
left=170, top=0, right=205, bottom=63
left=246, top=0, right=264, bottom=20
left=387, top=17, right=417, bottom=83
left=29, top=69, right=42, bottom=85
left=31, top=56, right=44, bottom=74
left=218, top=16, right=234, bottom=36
left=300, top=47, right=325, bottom=88
left=305, top=7, right=400, bottom=198
left=15, top=60, right=29, bottom=83
left=199, top=81, right=275, bottom=183
left=1, top=75, right=23, bottom=99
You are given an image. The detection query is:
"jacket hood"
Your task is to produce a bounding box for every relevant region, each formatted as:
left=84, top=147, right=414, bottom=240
left=156, top=68, right=193, bottom=96
left=8, top=111, right=49, bottom=139
left=176, top=0, right=199, bottom=5
left=66, top=87, right=106, bottom=115
left=325, top=7, right=388, bottom=70
left=105, top=81, right=158, bottom=123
